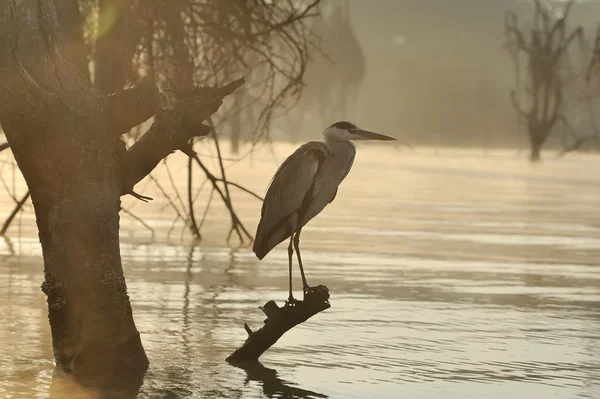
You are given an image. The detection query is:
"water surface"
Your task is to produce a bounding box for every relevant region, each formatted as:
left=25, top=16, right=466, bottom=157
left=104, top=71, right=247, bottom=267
left=0, top=147, right=599, bottom=398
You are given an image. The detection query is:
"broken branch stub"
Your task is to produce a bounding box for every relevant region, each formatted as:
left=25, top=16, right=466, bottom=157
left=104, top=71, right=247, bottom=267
left=227, top=285, right=331, bottom=363
left=107, top=76, right=167, bottom=135
left=121, top=77, right=245, bottom=195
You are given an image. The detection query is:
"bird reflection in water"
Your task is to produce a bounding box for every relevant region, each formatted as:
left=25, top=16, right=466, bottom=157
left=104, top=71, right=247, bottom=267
left=231, top=360, right=328, bottom=399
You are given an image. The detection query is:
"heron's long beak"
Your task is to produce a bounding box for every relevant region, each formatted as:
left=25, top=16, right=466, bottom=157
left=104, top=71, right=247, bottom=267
left=352, top=129, right=397, bottom=141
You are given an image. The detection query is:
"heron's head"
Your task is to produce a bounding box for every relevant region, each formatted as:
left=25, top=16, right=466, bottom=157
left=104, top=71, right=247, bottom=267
left=323, top=121, right=396, bottom=142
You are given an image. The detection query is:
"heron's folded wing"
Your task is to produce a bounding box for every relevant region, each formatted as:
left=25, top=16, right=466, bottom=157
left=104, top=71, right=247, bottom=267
left=299, top=165, right=342, bottom=226
left=311, top=146, right=355, bottom=206
left=261, top=142, right=327, bottom=221
left=254, top=142, right=327, bottom=253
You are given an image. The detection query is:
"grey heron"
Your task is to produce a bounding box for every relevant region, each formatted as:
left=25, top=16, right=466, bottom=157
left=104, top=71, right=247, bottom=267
left=253, top=121, right=396, bottom=304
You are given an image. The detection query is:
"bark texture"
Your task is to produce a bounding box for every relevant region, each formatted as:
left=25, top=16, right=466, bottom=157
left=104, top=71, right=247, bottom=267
left=94, top=0, right=139, bottom=93
left=0, top=0, right=242, bottom=375
left=53, top=0, right=89, bottom=81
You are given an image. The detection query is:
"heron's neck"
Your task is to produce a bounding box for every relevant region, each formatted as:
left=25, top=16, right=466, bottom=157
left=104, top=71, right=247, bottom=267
left=325, top=138, right=355, bottom=155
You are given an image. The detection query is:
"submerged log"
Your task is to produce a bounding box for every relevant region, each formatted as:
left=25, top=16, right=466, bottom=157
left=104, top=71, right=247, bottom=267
left=227, top=285, right=331, bottom=362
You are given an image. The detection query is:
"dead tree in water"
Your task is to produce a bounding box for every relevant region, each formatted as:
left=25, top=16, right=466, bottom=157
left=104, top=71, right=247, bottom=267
left=504, top=0, right=583, bottom=162
left=0, top=0, right=242, bottom=377
left=560, top=24, right=600, bottom=154
left=0, top=0, right=321, bottom=241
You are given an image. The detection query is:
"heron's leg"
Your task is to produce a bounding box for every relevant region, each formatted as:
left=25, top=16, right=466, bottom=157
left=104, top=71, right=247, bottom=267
left=293, top=229, right=309, bottom=292
left=287, top=234, right=296, bottom=304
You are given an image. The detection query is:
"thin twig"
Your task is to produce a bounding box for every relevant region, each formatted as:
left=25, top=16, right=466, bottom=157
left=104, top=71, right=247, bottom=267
left=163, top=158, right=187, bottom=213
left=215, top=179, right=263, bottom=201
left=148, top=174, right=187, bottom=223
left=187, top=155, right=201, bottom=238
left=0, top=190, right=30, bottom=235
left=198, top=187, right=215, bottom=231
left=191, top=154, right=253, bottom=243
left=120, top=206, right=155, bottom=239
left=208, top=119, right=244, bottom=243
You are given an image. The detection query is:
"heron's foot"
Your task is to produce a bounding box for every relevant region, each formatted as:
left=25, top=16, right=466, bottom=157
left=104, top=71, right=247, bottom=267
left=285, top=296, right=299, bottom=307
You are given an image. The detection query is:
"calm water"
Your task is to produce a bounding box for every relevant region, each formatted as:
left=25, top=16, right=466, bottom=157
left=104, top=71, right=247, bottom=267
left=0, top=146, right=599, bottom=398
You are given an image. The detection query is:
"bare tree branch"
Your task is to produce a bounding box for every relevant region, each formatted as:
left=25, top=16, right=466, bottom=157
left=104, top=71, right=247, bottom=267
left=191, top=153, right=253, bottom=243
left=510, top=90, right=529, bottom=117
left=0, top=190, right=30, bottom=235
left=107, top=76, right=166, bottom=135
left=120, top=206, right=155, bottom=239
left=121, top=77, right=245, bottom=195
left=187, top=155, right=201, bottom=239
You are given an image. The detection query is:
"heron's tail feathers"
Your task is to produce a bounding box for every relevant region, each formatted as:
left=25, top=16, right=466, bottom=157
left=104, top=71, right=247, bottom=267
left=253, top=219, right=293, bottom=260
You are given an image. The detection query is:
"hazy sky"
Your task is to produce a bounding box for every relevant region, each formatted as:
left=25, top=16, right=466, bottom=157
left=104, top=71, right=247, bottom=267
left=296, top=0, right=600, bottom=147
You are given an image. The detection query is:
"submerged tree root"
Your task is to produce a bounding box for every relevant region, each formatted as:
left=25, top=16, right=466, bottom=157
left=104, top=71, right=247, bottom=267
left=227, top=285, right=330, bottom=363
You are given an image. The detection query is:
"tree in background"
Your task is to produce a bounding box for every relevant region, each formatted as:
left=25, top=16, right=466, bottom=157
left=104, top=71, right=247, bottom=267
left=504, top=0, right=584, bottom=162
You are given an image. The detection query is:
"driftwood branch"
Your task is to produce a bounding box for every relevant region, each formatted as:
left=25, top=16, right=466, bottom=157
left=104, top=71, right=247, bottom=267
left=107, top=76, right=166, bottom=135
left=227, top=285, right=330, bottom=363
left=121, top=77, right=245, bottom=195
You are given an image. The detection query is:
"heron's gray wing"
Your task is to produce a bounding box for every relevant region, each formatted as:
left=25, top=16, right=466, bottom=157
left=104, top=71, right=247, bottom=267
left=253, top=141, right=328, bottom=258
left=299, top=142, right=356, bottom=225
left=329, top=187, right=338, bottom=204
left=299, top=166, right=341, bottom=225
left=260, top=141, right=328, bottom=219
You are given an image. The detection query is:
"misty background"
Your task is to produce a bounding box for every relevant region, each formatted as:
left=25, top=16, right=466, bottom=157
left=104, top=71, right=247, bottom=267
left=279, top=0, right=600, bottom=149
left=0, top=1, right=599, bottom=398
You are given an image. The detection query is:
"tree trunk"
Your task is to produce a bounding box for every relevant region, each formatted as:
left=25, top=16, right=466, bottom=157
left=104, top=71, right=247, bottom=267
left=0, top=0, right=147, bottom=374
left=53, top=0, right=89, bottom=81
left=528, top=125, right=546, bottom=162
left=0, top=0, right=243, bottom=376
left=530, top=140, right=542, bottom=162
left=94, top=0, right=139, bottom=93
